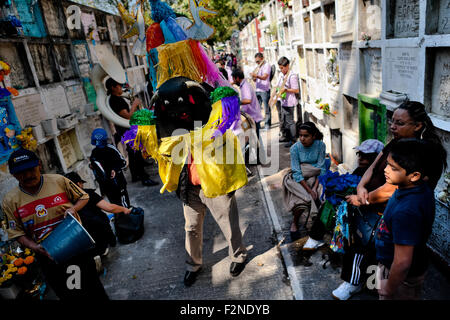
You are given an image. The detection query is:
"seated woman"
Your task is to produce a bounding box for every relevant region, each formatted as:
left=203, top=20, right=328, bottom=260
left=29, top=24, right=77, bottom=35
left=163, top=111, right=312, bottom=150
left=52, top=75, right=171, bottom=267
left=283, top=122, right=327, bottom=241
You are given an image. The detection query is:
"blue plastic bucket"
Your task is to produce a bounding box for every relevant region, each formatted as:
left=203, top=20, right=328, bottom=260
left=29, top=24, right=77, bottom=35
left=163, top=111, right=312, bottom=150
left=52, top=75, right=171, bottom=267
left=41, top=213, right=96, bottom=264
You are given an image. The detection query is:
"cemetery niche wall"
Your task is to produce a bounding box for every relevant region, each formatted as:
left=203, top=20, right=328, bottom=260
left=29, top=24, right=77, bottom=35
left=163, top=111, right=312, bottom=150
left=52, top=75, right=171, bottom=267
left=0, top=0, right=149, bottom=193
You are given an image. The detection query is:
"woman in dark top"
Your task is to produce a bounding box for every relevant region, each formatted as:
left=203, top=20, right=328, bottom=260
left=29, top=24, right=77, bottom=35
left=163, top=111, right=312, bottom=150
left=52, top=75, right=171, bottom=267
left=354, top=101, right=447, bottom=206
left=106, top=78, right=159, bottom=187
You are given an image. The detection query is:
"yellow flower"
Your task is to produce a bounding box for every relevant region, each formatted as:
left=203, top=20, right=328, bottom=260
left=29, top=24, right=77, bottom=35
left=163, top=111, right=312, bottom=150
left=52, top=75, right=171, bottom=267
left=6, top=274, right=12, bottom=279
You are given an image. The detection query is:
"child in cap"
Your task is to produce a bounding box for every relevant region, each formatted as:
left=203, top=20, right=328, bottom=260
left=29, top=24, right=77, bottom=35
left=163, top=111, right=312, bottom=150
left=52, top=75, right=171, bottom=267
left=89, top=128, right=130, bottom=208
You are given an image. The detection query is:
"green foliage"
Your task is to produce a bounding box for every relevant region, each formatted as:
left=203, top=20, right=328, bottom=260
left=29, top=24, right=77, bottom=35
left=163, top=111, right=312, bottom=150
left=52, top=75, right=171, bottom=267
left=81, top=0, right=266, bottom=44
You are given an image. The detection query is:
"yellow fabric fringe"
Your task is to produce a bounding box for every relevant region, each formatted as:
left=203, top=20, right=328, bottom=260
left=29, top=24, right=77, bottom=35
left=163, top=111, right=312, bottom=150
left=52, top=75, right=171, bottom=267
left=156, top=40, right=204, bottom=88
left=132, top=100, right=248, bottom=197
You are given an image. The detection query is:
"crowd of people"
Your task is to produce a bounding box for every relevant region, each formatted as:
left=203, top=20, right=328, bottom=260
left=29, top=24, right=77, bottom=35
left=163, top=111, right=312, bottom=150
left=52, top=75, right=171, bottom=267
left=284, top=101, right=447, bottom=300
left=0, top=48, right=448, bottom=301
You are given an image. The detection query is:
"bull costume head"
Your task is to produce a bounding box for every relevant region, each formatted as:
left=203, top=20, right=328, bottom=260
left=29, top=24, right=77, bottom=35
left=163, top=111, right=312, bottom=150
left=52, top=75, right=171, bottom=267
left=151, top=77, right=213, bottom=139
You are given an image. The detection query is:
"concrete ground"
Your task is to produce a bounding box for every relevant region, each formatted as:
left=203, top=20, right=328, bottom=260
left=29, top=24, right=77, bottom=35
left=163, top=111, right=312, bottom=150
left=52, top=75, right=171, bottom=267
left=100, top=160, right=293, bottom=300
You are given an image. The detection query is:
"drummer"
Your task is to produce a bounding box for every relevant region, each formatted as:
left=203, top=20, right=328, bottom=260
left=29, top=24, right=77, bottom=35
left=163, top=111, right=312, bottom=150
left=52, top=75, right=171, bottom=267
left=1, top=149, right=108, bottom=300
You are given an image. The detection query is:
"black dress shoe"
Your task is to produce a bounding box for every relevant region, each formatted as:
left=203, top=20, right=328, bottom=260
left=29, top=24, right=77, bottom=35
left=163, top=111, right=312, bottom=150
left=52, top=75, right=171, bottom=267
left=230, top=261, right=246, bottom=277
left=184, top=269, right=201, bottom=287
left=142, top=178, right=159, bottom=186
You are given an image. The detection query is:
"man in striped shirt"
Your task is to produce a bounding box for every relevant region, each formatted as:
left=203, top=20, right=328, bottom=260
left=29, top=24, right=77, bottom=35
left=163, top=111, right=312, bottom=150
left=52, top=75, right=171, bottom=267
left=2, top=148, right=108, bottom=300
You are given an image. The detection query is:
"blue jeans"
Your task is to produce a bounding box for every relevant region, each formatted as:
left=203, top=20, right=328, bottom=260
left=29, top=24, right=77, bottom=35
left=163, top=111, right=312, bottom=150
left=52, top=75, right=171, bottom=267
left=256, top=90, right=271, bottom=126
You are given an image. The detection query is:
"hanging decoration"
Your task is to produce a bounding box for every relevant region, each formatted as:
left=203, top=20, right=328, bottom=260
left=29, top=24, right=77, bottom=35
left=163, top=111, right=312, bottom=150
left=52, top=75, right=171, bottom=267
left=0, top=59, right=23, bottom=163
left=117, top=0, right=246, bottom=198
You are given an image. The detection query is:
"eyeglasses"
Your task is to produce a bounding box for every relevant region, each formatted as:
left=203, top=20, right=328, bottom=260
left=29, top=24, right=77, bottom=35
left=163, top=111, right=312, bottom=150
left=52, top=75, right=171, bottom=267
left=388, top=119, right=415, bottom=127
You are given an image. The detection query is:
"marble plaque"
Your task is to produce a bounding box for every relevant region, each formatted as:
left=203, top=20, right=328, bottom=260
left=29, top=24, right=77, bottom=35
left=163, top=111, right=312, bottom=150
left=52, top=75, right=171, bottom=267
left=361, top=48, right=382, bottom=95
left=324, top=4, right=337, bottom=42
left=107, top=15, right=120, bottom=44
left=385, top=47, right=420, bottom=97
left=438, top=0, right=450, bottom=34
left=42, top=85, right=71, bottom=118
left=339, top=44, right=358, bottom=97
left=315, top=49, right=325, bottom=81
left=298, top=47, right=307, bottom=77
left=40, top=0, right=65, bottom=37
left=431, top=50, right=450, bottom=117
left=313, top=9, right=323, bottom=43
left=306, top=49, right=314, bottom=77
left=81, top=11, right=99, bottom=41
left=66, top=84, right=87, bottom=112
left=337, top=0, right=355, bottom=33
left=359, top=0, right=381, bottom=40
left=0, top=43, right=33, bottom=88
left=394, top=0, right=420, bottom=38
left=12, top=93, right=46, bottom=127
left=57, top=131, right=77, bottom=168
left=74, top=43, right=91, bottom=78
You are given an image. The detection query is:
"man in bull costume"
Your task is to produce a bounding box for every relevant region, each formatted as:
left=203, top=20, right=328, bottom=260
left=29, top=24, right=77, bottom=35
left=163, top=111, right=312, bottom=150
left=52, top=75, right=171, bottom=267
left=120, top=0, right=249, bottom=287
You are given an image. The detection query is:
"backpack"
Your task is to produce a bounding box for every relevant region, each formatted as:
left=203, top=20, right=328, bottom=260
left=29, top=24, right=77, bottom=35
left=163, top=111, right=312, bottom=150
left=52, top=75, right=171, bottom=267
left=270, top=64, right=275, bottom=82
left=114, top=207, right=145, bottom=244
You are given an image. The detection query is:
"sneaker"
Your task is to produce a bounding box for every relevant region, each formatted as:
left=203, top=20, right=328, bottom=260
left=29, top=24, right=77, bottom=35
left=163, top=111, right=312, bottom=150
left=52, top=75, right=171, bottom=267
left=331, top=281, right=363, bottom=300
left=94, top=255, right=103, bottom=274
left=101, top=247, right=109, bottom=257
left=302, top=237, right=325, bottom=251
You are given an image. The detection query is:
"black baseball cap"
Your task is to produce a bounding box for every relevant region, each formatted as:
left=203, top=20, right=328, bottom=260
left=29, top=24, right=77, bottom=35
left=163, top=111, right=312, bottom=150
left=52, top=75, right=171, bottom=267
left=65, top=172, right=86, bottom=184
left=8, top=149, right=40, bottom=174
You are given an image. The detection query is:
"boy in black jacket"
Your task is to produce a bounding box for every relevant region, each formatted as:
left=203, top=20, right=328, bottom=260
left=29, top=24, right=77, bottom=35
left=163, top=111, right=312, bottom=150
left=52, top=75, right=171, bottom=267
left=90, top=128, right=130, bottom=208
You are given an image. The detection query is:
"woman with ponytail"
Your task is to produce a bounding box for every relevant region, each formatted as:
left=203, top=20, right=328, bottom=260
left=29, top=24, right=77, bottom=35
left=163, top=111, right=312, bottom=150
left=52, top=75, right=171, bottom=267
left=354, top=101, right=447, bottom=207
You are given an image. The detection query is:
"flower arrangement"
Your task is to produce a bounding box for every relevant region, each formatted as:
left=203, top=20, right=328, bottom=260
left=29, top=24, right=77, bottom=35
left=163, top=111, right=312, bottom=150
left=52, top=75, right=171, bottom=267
left=361, top=32, right=371, bottom=45
left=277, top=0, right=292, bottom=9
left=315, top=98, right=337, bottom=117
left=16, top=127, right=38, bottom=151
left=318, top=170, right=361, bottom=206
left=0, top=248, right=37, bottom=289
left=0, top=61, right=11, bottom=82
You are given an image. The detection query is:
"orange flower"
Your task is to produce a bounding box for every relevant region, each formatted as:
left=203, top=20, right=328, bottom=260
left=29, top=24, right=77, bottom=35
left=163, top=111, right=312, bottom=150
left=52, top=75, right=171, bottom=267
left=17, top=266, right=27, bottom=275
left=6, top=87, right=19, bottom=96
left=13, top=258, right=24, bottom=267
left=24, top=256, right=34, bottom=265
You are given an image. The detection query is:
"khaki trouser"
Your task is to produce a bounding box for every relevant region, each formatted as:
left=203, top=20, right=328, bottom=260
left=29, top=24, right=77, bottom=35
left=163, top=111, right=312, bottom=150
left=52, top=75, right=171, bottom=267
left=183, top=185, right=247, bottom=272
left=378, top=263, right=426, bottom=300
